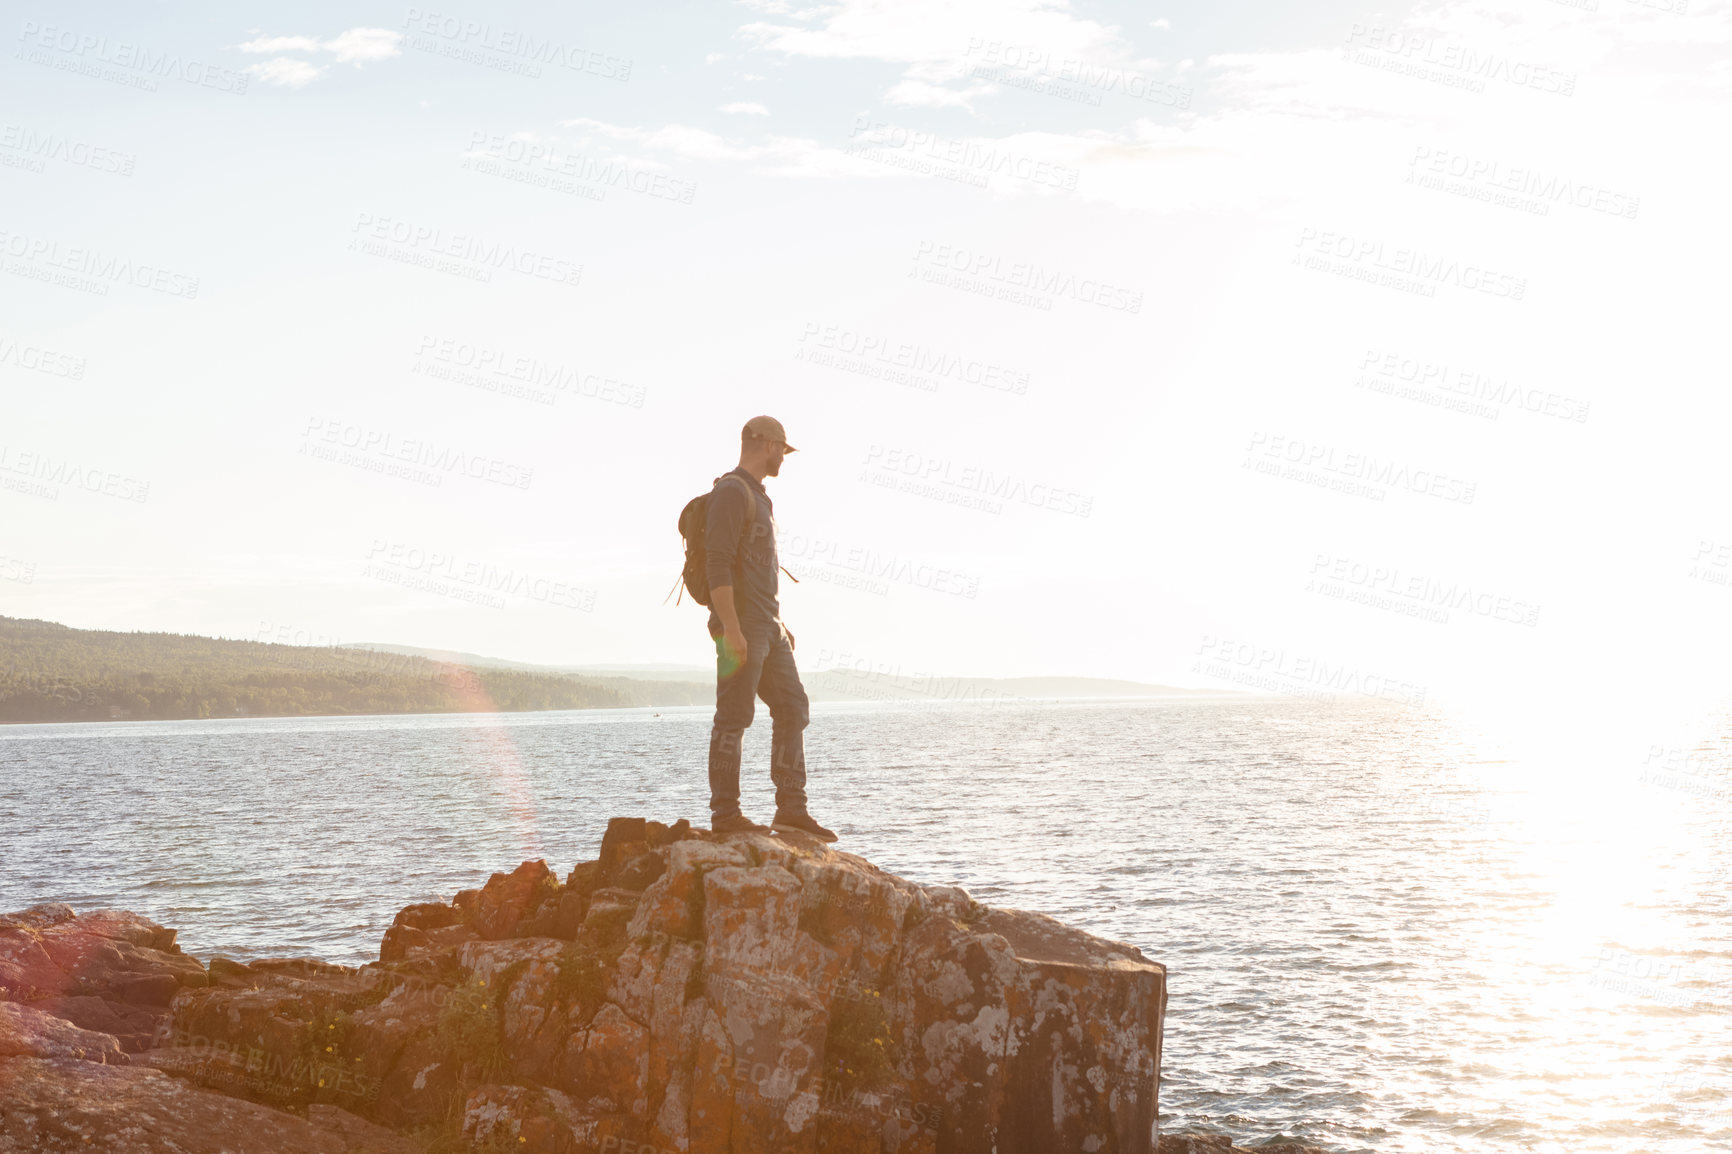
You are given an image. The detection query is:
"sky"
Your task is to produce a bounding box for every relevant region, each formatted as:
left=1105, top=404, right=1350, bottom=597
left=4, top=0, right=1732, bottom=739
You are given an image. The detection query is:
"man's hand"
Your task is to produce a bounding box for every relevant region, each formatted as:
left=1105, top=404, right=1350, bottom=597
left=711, top=584, right=748, bottom=674
left=722, top=626, right=749, bottom=669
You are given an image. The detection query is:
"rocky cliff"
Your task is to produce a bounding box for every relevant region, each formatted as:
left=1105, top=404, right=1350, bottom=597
left=0, top=817, right=1301, bottom=1153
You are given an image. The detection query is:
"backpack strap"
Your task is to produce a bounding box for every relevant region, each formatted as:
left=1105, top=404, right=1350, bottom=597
left=707, top=474, right=799, bottom=591
left=714, top=474, right=757, bottom=543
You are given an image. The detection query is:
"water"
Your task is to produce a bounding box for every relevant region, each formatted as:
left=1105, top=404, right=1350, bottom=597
left=2, top=698, right=1728, bottom=1152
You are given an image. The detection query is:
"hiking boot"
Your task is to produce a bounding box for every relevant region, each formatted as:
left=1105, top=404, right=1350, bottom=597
left=772, top=812, right=838, bottom=843
left=710, top=812, right=770, bottom=835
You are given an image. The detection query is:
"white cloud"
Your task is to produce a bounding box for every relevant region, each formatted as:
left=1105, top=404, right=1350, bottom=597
left=524, top=0, right=1693, bottom=222
left=323, top=28, right=404, bottom=63
left=1408, top=0, right=1732, bottom=48
left=561, top=0, right=1732, bottom=216
left=719, top=101, right=771, bottom=114
left=739, top=0, right=1123, bottom=65
left=233, top=27, right=402, bottom=84
left=560, top=116, right=889, bottom=179
left=735, top=0, right=1173, bottom=107
left=237, top=35, right=322, bottom=54
left=247, top=58, right=323, bottom=88
left=883, top=79, right=992, bottom=108
left=564, top=117, right=776, bottom=161
left=1018, top=0, right=1732, bottom=215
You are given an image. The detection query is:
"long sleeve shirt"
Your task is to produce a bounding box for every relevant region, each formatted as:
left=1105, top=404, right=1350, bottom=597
left=704, top=467, right=780, bottom=628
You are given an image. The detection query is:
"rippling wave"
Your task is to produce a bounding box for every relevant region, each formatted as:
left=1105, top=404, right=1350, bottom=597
left=2, top=699, right=1727, bottom=1152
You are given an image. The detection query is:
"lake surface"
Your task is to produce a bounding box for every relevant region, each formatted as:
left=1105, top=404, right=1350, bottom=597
left=2, top=698, right=1727, bottom=1152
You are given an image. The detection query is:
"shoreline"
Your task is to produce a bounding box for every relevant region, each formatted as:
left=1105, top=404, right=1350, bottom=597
left=0, top=691, right=1256, bottom=729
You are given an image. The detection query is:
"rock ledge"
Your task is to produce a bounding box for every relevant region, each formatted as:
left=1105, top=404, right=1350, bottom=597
left=1, top=816, right=1174, bottom=1153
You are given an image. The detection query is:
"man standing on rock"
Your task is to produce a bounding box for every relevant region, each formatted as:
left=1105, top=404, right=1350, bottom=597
left=704, top=416, right=837, bottom=842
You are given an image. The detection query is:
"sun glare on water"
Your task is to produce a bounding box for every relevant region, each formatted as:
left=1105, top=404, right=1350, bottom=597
left=1424, top=694, right=1732, bottom=1148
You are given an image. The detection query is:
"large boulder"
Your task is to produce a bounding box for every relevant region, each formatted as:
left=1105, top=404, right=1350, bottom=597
left=150, top=955, right=397, bottom=1115
left=0, top=1001, right=128, bottom=1064
left=0, top=903, right=208, bottom=1052
left=0, top=1057, right=421, bottom=1153
left=3, top=814, right=1169, bottom=1153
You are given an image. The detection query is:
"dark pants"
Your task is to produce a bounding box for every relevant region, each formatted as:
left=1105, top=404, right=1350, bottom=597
left=708, top=618, right=809, bottom=819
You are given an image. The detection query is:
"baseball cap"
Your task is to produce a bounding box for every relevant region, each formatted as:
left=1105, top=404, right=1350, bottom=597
left=743, top=415, right=797, bottom=452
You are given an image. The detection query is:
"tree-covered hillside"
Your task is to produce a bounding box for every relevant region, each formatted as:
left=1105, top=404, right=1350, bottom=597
left=0, top=617, right=708, bottom=723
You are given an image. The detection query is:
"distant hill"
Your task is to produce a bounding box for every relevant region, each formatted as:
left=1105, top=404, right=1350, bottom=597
left=0, top=617, right=707, bottom=724
left=348, top=644, right=1226, bottom=703
left=803, top=670, right=1230, bottom=705
left=0, top=618, right=1234, bottom=724
left=347, top=644, right=710, bottom=682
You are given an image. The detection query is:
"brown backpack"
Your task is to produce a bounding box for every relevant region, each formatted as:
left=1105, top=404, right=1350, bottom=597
left=671, top=475, right=756, bottom=607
